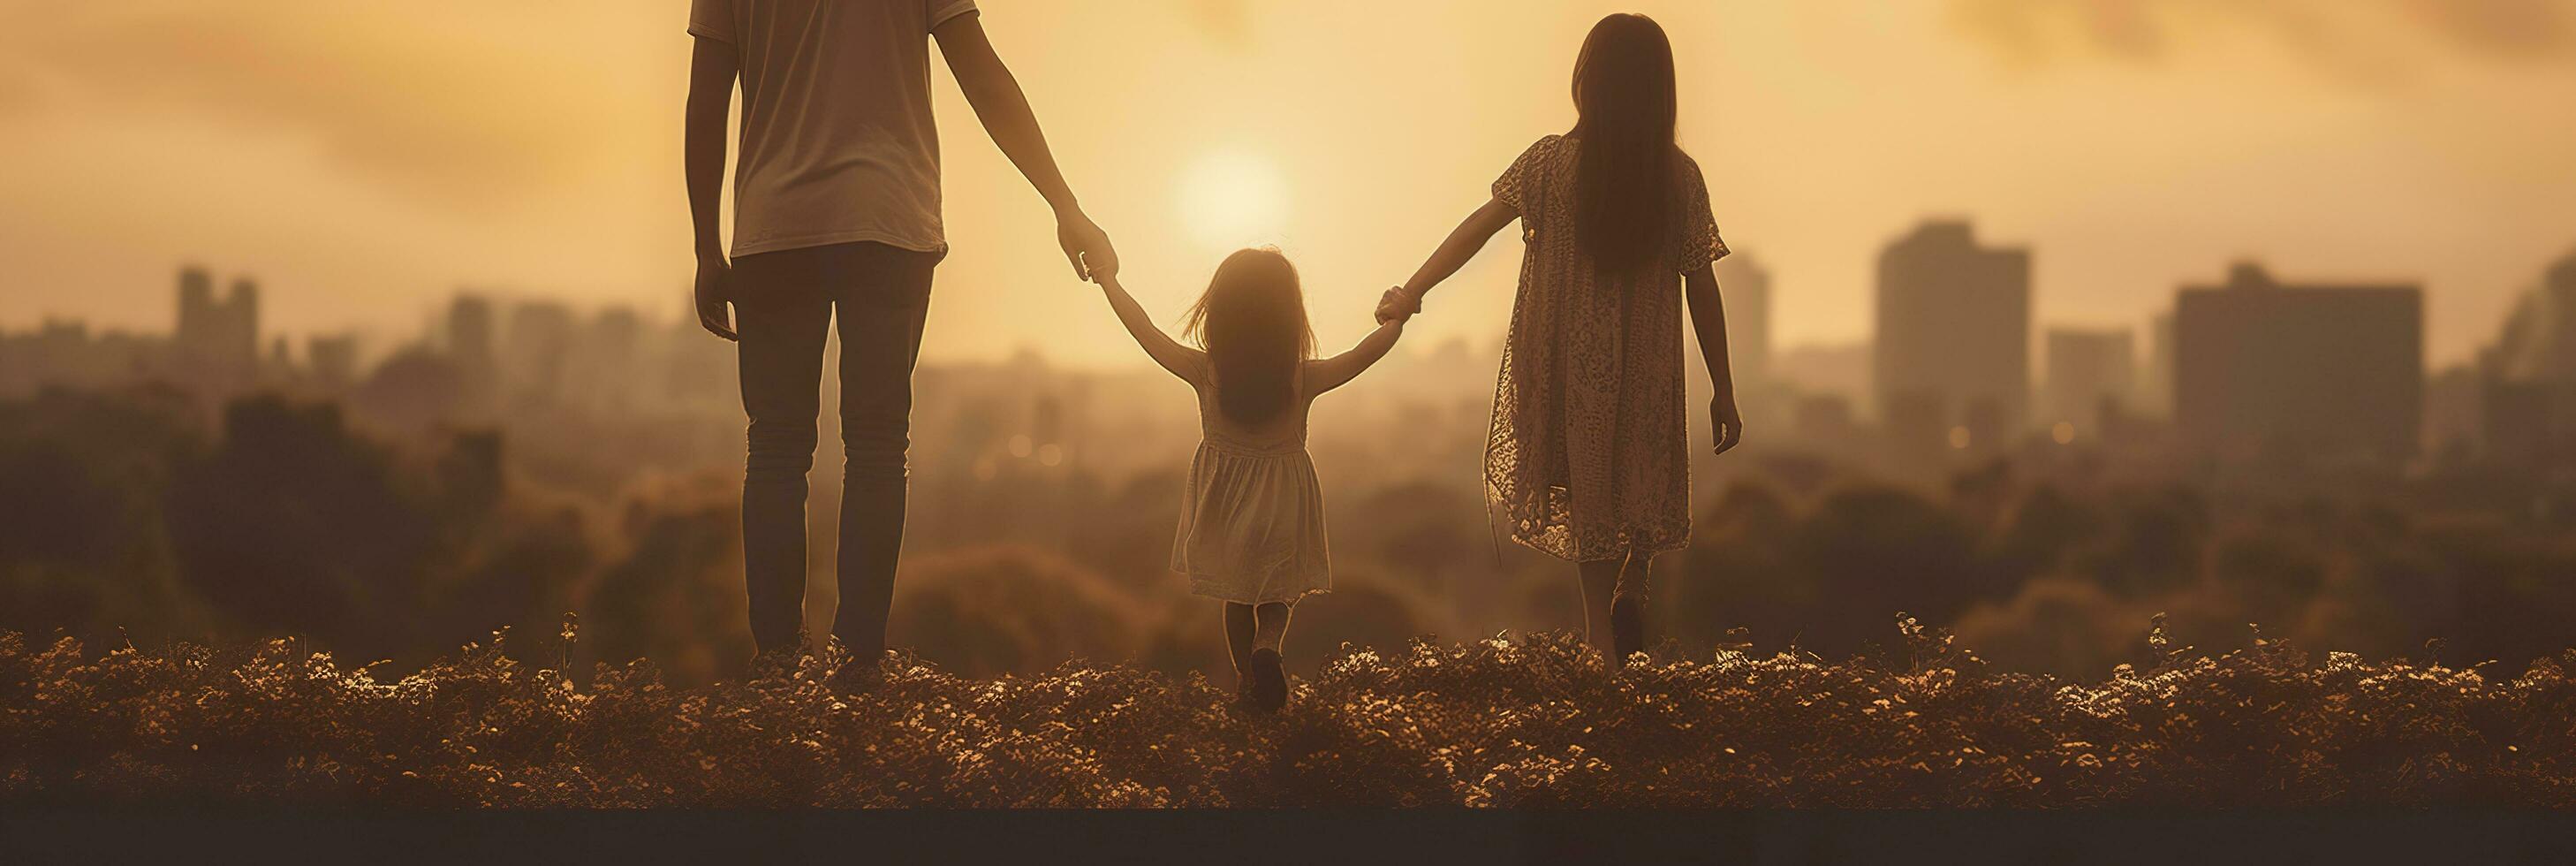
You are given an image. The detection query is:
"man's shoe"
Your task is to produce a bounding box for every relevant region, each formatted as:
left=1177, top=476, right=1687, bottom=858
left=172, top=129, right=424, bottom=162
left=826, top=652, right=885, bottom=695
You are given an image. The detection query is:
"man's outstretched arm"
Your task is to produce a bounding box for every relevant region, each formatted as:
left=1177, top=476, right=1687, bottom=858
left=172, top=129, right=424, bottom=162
left=934, top=13, right=1117, bottom=280
left=686, top=34, right=739, bottom=340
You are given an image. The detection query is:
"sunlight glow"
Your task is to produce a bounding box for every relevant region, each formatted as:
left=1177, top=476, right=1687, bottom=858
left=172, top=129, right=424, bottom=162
left=1175, top=151, right=1291, bottom=252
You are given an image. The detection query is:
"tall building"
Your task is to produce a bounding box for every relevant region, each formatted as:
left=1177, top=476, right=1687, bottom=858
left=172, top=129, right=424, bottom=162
left=2173, top=262, right=2422, bottom=461
left=2041, top=327, right=2135, bottom=435
left=173, top=266, right=259, bottom=393
left=2423, top=365, right=2483, bottom=460
left=2135, top=312, right=2177, bottom=419
left=2481, top=247, right=2576, bottom=384
left=307, top=334, right=360, bottom=390
left=1875, top=220, right=2031, bottom=449
left=566, top=307, right=644, bottom=410
left=2472, top=246, right=2576, bottom=467
left=1714, top=252, right=1771, bottom=396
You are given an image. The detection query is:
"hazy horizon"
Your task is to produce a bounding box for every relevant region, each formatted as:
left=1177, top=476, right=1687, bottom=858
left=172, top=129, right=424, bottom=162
left=6, top=0, right=2576, bottom=369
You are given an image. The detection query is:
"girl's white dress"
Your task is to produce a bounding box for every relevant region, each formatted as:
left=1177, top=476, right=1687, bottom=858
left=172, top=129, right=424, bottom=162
left=1171, top=359, right=1331, bottom=605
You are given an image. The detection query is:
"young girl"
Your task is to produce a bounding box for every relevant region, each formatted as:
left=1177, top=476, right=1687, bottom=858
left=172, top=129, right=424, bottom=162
left=1096, top=247, right=1407, bottom=711
left=1378, top=13, right=1742, bottom=661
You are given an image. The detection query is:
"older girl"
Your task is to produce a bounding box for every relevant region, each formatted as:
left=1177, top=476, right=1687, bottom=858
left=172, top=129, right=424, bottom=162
left=1379, top=13, right=1742, bottom=660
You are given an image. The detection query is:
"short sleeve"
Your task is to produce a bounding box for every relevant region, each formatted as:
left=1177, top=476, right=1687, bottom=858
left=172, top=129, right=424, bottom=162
left=927, top=0, right=980, bottom=32
left=1491, top=134, right=1559, bottom=213
left=686, top=0, right=735, bottom=42
left=1677, top=156, right=1728, bottom=271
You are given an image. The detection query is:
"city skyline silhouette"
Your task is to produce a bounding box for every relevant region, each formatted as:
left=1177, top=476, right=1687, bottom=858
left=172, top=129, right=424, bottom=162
left=11, top=0, right=2576, bottom=833
left=7, top=1, right=2575, bottom=368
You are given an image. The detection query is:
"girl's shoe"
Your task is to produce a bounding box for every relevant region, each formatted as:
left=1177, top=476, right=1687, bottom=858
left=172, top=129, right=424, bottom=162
left=1247, top=649, right=1288, bottom=713
left=1610, top=594, right=1647, bottom=663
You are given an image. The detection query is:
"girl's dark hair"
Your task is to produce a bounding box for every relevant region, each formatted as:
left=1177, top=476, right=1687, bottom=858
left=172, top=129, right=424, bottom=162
left=1570, top=13, right=1681, bottom=275
left=1184, top=247, right=1315, bottom=426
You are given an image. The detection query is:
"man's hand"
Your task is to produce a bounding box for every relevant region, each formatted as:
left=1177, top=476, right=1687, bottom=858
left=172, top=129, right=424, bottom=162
left=695, top=257, right=737, bottom=341
left=1375, top=286, right=1421, bottom=325
left=1711, top=395, right=1744, bottom=456
left=1058, top=211, right=1117, bottom=281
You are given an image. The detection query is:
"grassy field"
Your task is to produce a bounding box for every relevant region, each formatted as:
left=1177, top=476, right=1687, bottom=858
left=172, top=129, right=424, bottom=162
left=4, top=618, right=2572, bottom=808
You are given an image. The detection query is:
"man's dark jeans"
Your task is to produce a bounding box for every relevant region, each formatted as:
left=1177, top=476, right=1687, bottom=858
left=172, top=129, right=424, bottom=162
left=732, top=240, right=938, bottom=657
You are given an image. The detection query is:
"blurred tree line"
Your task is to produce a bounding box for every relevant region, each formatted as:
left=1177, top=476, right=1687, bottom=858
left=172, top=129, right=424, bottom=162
left=5, top=387, right=2574, bottom=684
left=0, top=388, right=735, bottom=676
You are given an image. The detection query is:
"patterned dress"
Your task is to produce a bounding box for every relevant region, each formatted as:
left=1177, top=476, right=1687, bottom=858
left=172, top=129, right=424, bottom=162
left=1486, top=133, right=1728, bottom=562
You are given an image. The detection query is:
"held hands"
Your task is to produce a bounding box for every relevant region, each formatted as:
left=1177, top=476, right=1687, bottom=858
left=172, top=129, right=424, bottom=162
left=1374, top=286, right=1422, bottom=325
left=1058, top=210, right=1118, bottom=281
left=694, top=257, right=737, bottom=342
left=1710, top=395, right=1745, bottom=456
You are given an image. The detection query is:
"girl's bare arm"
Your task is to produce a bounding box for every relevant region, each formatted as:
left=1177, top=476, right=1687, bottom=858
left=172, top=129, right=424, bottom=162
left=1686, top=262, right=1743, bottom=454
left=1381, top=196, right=1519, bottom=322
left=1096, top=273, right=1207, bottom=384
left=1306, top=319, right=1407, bottom=395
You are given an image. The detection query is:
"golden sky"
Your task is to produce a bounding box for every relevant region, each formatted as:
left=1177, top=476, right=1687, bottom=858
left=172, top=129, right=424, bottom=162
left=4, top=0, right=2575, bottom=368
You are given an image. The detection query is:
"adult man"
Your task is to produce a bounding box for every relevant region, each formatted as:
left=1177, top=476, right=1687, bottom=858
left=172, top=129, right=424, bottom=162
left=685, top=0, right=1115, bottom=688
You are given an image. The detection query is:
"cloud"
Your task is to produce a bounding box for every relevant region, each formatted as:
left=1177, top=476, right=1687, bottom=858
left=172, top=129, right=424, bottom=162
left=2405, top=0, right=2576, bottom=57
left=0, top=2, right=655, bottom=206
left=1184, top=0, right=1252, bottom=48
left=1949, top=0, right=2576, bottom=75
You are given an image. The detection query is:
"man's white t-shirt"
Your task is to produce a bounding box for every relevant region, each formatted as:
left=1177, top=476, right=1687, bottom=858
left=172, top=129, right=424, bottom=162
left=689, top=0, right=980, bottom=259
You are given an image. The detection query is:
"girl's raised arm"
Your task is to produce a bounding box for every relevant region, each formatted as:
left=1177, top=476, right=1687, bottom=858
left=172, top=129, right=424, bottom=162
left=1306, top=318, right=1406, bottom=396
left=1379, top=196, right=1519, bottom=323
left=1096, top=272, right=1208, bottom=384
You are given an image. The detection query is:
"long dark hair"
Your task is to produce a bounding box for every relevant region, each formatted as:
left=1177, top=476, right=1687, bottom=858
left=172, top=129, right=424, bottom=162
left=1570, top=13, right=1680, bottom=275
left=1183, top=247, right=1315, bottom=426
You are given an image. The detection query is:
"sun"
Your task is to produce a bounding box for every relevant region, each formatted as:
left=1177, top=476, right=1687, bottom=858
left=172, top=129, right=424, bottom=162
left=1175, top=150, right=1290, bottom=252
